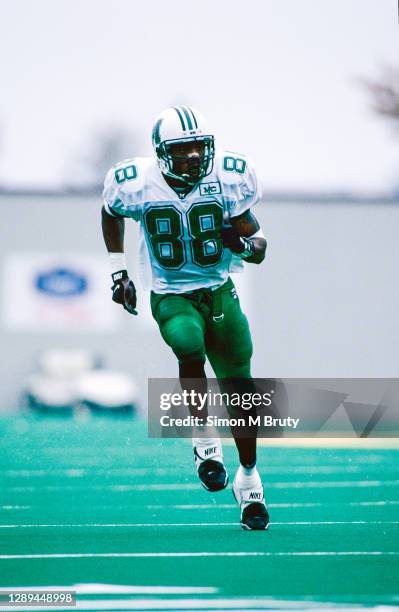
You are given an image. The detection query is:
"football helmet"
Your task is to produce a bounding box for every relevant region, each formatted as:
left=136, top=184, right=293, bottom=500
left=152, top=106, right=215, bottom=186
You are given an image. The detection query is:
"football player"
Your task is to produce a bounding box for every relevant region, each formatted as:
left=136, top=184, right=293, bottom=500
left=101, top=106, right=269, bottom=530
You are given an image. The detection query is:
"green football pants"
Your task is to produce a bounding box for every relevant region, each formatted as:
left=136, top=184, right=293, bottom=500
left=150, top=277, right=253, bottom=379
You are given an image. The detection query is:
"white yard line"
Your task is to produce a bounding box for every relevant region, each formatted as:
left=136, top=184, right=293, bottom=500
left=2, top=501, right=397, bottom=512
left=146, top=500, right=399, bottom=509
left=3, top=480, right=399, bottom=492
left=255, top=438, right=399, bottom=449
left=0, top=597, right=380, bottom=611
left=269, top=480, right=399, bottom=488
left=37, top=439, right=399, bottom=450
left=4, top=465, right=395, bottom=477
left=0, top=584, right=218, bottom=595
left=0, top=551, right=398, bottom=559
left=0, top=523, right=237, bottom=528
left=0, top=520, right=398, bottom=529
left=1, top=506, right=31, bottom=510
left=4, top=585, right=397, bottom=611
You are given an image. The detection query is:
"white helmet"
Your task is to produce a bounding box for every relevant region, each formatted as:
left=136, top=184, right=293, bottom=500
left=152, top=106, right=215, bottom=186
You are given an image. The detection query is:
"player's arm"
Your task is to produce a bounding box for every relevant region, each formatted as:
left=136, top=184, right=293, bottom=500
left=101, top=205, right=138, bottom=315
left=101, top=205, right=125, bottom=251
left=221, top=209, right=267, bottom=264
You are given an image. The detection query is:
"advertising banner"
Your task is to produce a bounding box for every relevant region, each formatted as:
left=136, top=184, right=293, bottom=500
left=2, top=253, right=118, bottom=332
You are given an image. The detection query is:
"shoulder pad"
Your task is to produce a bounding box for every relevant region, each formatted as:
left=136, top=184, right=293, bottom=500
left=106, top=157, right=155, bottom=195
left=102, top=157, right=156, bottom=220
left=214, top=150, right=253, bottom=186
left=213, top=150, right=262, bottom=217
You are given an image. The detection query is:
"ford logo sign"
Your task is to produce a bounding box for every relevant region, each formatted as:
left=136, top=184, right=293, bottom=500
left=35, top=268, right=88, bottom=298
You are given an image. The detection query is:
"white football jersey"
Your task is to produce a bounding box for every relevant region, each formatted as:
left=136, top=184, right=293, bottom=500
left=102, top=150, right=261, bottom=293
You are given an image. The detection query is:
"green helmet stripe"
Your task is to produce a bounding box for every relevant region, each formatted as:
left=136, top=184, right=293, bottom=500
left=187, top=106, right=198, bottom=129
left=181, top=106, right=194, bottom=130
left=173, top=107, right=186, bottom=131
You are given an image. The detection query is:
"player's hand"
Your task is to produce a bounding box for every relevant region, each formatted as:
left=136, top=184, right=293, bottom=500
left=220, top=224, right=246, bottom=253
left=111, top=270, right=138, bottom=315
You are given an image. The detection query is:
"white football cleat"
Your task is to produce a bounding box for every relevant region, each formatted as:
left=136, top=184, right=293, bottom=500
left=193, top=437, right=229, bottom=492
left=233, top=468, right=269, bottom=530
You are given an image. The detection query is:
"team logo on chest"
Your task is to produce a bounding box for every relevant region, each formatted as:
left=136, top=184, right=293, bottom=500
left=199, top=181, right=221, bottom=196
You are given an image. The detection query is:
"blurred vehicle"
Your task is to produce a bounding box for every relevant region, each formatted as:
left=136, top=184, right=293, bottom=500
left=22, top=349, right=138, bottom=415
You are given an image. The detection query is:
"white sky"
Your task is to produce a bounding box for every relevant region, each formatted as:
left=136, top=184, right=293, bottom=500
left=1, top=0, right=398, bottom=191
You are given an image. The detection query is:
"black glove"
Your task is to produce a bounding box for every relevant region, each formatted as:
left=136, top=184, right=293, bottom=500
left=220, top=224, right=254, bottom=255
left=111, top=270, right=137, bottom=315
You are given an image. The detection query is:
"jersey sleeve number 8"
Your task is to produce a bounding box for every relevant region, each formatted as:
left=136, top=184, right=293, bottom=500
left=223, top=156, right=247, bottom=174
left=114, top=164, right=137, bottom=184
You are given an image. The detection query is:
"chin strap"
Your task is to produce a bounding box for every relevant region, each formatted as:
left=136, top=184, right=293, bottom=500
left=162, top=173, right=198, bottom=198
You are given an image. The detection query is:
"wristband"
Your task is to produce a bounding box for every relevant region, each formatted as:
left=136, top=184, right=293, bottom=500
left=239, top=238, right=255, bottom=259
left=109, top=252, right=127, bottom=274
left=111, top=269, right=128, bottom=283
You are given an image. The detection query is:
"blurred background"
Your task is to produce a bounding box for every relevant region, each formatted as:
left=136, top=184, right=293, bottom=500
left=0, top=0, right=398, bottom=413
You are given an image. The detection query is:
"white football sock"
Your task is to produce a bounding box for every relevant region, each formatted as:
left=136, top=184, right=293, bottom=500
left=235, top=464, right=261, bottom=489
left=192, top=423, right=220, bottom=445
left=241, top=464, right=256, bottom=477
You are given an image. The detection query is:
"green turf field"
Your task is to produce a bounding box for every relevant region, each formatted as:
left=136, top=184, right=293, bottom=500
left=0, top=413, right=398, bottom=611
